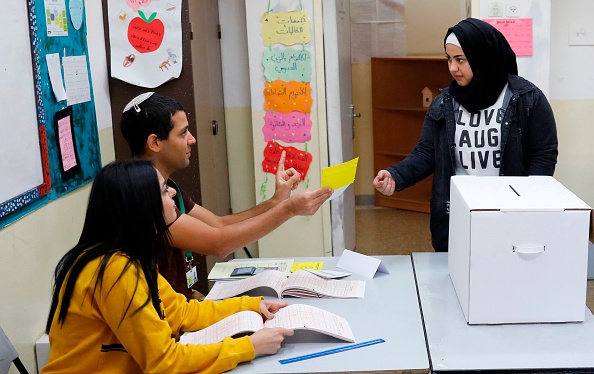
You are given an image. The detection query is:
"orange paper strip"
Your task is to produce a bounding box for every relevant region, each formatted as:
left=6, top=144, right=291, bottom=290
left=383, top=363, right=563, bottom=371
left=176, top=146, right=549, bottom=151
left=264, top=80, right=312, bottom=114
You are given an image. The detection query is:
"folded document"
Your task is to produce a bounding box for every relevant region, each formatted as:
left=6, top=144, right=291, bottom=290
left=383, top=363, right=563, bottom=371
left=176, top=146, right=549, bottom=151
left=205, top=269, right=365, bottom=300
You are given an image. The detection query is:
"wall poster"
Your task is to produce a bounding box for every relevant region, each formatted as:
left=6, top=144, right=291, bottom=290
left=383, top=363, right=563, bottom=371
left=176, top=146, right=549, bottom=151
left=107, top=0, right=183, bottom=88
left=259, top=3, right=314, bottom=200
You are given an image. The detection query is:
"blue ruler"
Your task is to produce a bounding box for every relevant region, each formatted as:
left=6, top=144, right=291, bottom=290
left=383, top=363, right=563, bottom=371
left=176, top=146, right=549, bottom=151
left=279, top=338, right=386, bottom=365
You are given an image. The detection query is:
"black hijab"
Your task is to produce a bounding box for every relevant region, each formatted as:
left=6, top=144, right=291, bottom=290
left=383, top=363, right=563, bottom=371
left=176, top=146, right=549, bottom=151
left=445, top=18, right=518, bottom=113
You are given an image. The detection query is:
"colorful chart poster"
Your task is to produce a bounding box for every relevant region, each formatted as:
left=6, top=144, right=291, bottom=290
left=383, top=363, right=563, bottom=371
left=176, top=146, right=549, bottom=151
left=262, top=141, right=312, bottom=180
left=107, top=0, right=183, bottom=88
left=260, top=10, right=311, bottom=46
left=44, top=0, right=68, bottom=37
left=262, top=111, right=312, bottom=143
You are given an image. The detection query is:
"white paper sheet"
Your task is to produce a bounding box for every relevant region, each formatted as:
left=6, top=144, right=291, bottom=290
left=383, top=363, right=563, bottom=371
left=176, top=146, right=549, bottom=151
left=63, top=55, right=91, bottom=106
left=336, top=249, right=390, bottom=278
left=45, top=53, right=67, bottom=102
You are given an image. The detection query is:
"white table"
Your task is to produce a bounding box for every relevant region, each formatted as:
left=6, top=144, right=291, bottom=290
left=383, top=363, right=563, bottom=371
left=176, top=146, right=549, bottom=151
left=413, top=252, right=594, bottom=373
left=223, top=255, right=430, bottom=374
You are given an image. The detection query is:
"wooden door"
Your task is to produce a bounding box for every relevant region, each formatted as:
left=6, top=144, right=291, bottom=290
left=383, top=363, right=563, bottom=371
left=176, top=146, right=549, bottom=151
left=187, top=0, right=234, bottom=276
left=102, top=0, right=230, bottom=294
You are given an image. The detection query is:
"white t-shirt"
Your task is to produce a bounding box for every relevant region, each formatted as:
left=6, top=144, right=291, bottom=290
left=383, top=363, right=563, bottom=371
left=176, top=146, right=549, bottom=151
left=454, top=84, right=508, bottom=176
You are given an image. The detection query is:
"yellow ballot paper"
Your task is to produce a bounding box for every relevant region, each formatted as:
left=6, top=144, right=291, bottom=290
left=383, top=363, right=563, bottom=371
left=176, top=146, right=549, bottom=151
left=290, top=262, right=324, bottom=272
left=321, top=157, right=359, bottom=200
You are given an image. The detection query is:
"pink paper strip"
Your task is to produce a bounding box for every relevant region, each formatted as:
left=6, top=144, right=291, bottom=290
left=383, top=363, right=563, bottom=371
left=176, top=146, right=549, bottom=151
left=263, top=111, right=312, bottom=143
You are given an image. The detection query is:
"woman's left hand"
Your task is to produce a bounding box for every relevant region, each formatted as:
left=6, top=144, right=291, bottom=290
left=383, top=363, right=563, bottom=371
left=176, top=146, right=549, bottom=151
left=259, top=299, right=289, bottom=320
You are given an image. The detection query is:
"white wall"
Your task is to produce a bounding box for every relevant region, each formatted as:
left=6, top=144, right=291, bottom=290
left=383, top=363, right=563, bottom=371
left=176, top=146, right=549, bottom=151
left=0, top=1, right=114, bottom=372
left=548, top=0, right=594, bottom=207
left=478, top=0, right=551, bottom=96
left=475, top=0, right=594, bottom=209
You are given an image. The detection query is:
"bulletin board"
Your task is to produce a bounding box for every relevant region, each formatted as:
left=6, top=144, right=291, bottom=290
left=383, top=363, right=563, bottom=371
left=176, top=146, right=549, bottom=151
left=0, top=0, right=101, bottom=229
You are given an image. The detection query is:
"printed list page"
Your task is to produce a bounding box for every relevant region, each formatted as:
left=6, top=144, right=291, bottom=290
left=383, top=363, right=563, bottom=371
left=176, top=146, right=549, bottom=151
left=205, top=270, right=288, bottom=300
left=180, top=311, right=263, bottom=345
left=264, top=304, right=355, bottom=342
left=282, top=270, right=366, bottom=298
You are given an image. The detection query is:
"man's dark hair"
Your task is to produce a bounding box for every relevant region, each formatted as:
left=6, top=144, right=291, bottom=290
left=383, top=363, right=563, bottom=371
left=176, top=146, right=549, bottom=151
left=120, top=93, right=185, bottom=156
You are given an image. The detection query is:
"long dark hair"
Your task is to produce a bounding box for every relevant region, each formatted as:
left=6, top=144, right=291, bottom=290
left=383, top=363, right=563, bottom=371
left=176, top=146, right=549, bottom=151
left=46, top=160, right=171, bottom=333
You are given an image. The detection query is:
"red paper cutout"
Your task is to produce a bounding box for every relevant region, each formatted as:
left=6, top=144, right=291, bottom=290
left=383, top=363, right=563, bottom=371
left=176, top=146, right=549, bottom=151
left=128, top=11, right=164, bottom=53
left=262, top=141, right=312, bottom=180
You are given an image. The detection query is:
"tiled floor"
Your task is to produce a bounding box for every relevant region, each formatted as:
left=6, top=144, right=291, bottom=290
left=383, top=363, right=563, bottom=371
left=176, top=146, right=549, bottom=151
left=355, top=205, right=432, bottom=255
left=354, top=205, right=594, bottom=313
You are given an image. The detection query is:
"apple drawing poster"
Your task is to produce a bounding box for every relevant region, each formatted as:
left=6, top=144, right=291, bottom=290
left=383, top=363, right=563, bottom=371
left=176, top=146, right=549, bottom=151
left=107, top=0, right=182, bottom=88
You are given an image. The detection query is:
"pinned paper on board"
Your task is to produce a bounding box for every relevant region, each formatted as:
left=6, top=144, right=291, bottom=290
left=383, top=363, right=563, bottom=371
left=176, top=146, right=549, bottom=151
left=336, top=249, right=390, bottom=279
left=56, top=111, right=77, bottom=172
left=63, top=56, right=91, bottom=106
left=45, top=53, right=67, bottom=102
left=69, top=0, right=84, bottom=30
left=262, top=111, right=312, bottom=143
left=322, top=158, right=359, bottom=201
left=260, top=10, right=311, bottom=46
left=264, top=80, right=312, bottom=113
left=262, top=141, right=312, bottom=180
left=44, top=0, right=68, bottom=37
left=483, top=18, right=533, bottom=56
left=263, top=48, right=312, bottom=82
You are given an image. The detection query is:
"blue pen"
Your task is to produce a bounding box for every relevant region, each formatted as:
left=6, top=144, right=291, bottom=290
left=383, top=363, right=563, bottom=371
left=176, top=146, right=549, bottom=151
left=279, top=338, right=386, bottom=364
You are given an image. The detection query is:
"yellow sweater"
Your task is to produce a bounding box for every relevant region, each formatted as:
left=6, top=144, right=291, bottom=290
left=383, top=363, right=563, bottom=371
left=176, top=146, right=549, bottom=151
left=42, top=254, right=262, bottom=373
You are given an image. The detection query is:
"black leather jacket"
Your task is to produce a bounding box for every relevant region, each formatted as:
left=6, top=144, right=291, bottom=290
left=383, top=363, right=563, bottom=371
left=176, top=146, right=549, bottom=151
left=386, top=74, right=558, bottom=251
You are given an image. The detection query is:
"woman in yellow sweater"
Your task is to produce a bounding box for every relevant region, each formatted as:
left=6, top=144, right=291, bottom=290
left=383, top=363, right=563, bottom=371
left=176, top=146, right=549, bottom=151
left=43, top=160, right=293, bottom=373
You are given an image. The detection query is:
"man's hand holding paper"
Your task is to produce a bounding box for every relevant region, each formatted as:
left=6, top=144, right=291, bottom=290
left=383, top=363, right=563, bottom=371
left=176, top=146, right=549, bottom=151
left=321, top=157, right=359, bottom=200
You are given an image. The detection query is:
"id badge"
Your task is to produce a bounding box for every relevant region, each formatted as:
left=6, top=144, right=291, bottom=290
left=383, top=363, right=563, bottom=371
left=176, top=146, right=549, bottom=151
left=186, top=266, right=198, bottom=288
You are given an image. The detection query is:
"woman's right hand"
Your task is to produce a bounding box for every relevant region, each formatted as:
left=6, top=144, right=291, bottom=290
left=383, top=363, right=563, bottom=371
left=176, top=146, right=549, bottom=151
left=373, top=170, right=396, bottom=196
left=249, top=327, right=294, bottom=355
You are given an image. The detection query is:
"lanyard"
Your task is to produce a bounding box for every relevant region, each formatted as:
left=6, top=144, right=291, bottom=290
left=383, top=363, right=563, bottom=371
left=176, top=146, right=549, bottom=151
left=176, top=186, right=194, bottom=261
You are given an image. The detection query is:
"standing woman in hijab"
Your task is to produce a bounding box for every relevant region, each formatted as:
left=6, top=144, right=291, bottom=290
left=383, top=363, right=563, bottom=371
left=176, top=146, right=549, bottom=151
left=373, top=18, right=558, bottom=252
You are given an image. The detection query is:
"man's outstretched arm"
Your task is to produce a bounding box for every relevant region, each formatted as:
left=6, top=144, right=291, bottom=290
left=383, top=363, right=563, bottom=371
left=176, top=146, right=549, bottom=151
left=168, top=186, right=333, bottom=257
left=186, top=150, right=301, bottom=227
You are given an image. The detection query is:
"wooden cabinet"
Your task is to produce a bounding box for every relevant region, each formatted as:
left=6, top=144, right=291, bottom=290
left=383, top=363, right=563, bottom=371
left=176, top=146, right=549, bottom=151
left=371, top=56, right=452, bottom=213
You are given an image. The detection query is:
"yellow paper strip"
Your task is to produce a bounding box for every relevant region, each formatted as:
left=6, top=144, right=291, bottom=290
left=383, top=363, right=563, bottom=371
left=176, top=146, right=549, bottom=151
left=321, top=157, right=359, bottom=190
left=290, top=261, right=324, bottom=272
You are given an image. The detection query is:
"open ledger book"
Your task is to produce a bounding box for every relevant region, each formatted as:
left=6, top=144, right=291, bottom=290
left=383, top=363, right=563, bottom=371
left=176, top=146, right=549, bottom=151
left=179, top=304, right=355, bottom=344
left=205, top=269, right=365, bottom=300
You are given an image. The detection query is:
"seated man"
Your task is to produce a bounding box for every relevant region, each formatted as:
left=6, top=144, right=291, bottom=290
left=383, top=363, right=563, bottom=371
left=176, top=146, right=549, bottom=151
left=120, top=92, right=333, bottom=299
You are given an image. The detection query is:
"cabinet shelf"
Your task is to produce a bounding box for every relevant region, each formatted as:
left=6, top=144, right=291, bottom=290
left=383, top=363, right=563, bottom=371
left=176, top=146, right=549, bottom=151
left=375, top=105, right=431, bottom=112
left=371, top=56, right=452, bottom=213
left=376, top=151, right=410, bottom=158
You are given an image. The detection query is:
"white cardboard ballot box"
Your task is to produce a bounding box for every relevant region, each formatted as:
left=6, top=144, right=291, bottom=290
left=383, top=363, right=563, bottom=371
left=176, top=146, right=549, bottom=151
left=448, top=176, right=592, bottom=325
